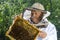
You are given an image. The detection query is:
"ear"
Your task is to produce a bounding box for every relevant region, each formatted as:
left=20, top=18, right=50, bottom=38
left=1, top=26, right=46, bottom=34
left=38, top=12, right=44, bottom=21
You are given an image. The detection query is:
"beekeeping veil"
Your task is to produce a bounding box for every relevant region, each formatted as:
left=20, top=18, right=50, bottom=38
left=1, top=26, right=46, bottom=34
left=23, top=3, right=51, bottom=28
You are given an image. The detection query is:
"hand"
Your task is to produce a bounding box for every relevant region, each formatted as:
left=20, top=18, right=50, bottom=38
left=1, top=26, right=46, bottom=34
left=38, top=31, right=47, bottom=38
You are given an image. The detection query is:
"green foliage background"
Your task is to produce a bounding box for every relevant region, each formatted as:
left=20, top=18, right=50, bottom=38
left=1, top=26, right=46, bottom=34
left=0, top=0, right=60, bottom=40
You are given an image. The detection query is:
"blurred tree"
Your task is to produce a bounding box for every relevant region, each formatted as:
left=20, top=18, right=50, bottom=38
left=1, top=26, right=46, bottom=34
left=0, top=0, right=60, bottom=40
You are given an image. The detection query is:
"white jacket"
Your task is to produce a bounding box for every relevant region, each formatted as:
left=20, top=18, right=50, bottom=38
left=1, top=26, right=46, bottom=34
left=36, top=21, right=57, bottom=40
left=23, top=10, right=57, bottom=40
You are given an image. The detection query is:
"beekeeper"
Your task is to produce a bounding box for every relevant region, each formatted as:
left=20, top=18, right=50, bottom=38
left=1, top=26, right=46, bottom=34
left=22, top=3, right=57, bottom=40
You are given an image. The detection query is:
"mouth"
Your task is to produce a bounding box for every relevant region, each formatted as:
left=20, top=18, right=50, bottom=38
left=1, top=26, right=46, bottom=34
left=30, top=18, right=40, bottom=24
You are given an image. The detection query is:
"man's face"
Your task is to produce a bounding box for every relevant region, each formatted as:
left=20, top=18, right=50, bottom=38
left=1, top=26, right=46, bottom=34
left=30, top=10, right=43, bottom=24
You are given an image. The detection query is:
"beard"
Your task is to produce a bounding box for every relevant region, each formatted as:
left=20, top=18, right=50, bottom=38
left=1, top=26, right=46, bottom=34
left=30, top=15, right=43, bottom=24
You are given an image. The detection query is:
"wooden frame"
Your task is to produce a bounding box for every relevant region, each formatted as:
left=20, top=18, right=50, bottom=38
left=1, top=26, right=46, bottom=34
left=6, top=15, right=40, bottom=40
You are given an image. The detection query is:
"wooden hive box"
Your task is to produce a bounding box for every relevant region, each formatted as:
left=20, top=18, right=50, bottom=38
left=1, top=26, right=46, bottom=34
left=6, top=15, right=40, bottom=40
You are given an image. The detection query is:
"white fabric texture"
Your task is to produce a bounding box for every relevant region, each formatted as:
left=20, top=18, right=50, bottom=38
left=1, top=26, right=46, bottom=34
left=36, top=21, right=57, bottom=40
left=23, top=10, right=31, bottom=20
left=23, top=10, right=57, bottom=40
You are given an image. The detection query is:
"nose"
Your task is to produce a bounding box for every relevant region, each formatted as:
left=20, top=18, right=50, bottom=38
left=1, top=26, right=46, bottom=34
left=34, top=13, right=36, bottom=16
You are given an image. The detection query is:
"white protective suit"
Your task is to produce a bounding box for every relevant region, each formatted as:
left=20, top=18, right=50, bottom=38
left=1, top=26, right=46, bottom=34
left=23, top=10, right=57, bottom=40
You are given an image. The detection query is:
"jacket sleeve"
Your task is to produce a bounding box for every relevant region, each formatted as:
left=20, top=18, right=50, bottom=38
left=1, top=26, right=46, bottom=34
left=42, top=22, right=57, bottom=40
